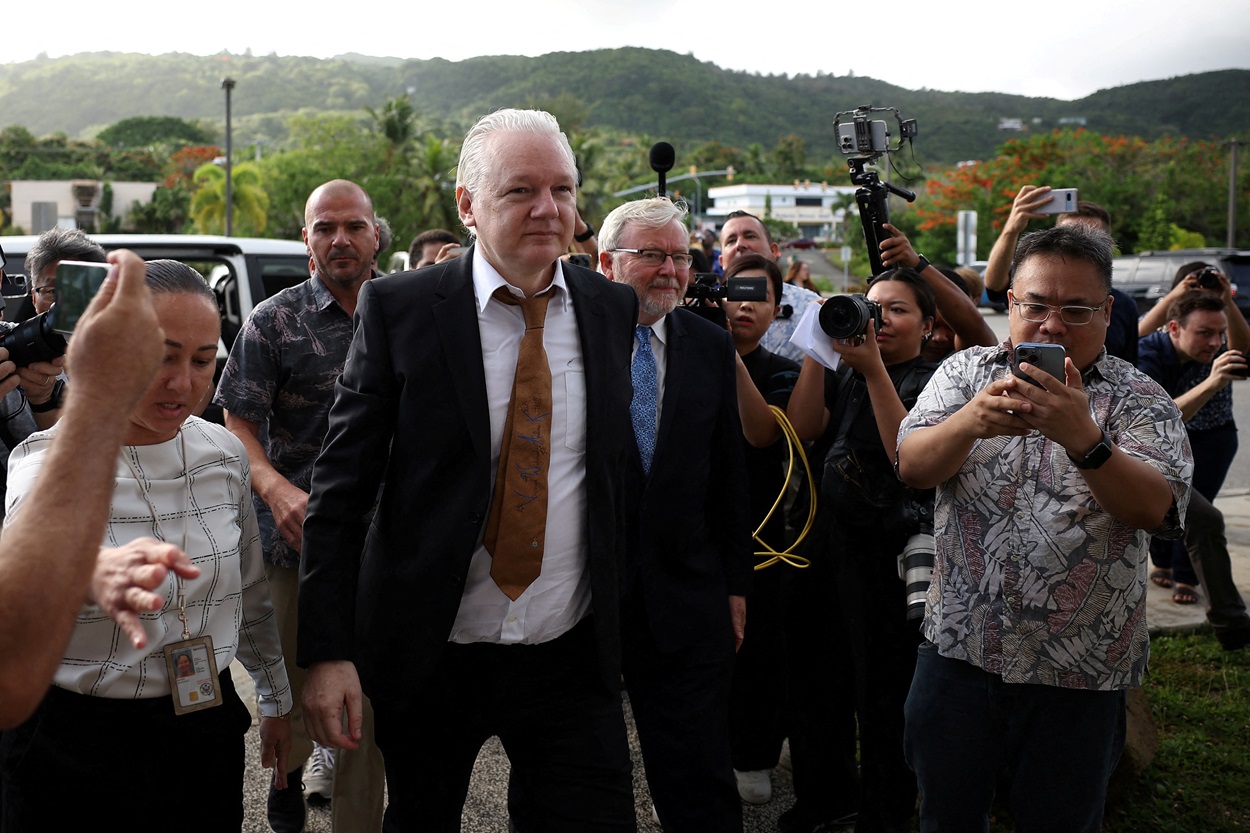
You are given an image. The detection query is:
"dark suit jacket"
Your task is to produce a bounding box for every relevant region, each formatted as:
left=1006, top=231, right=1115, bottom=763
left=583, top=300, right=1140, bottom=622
left=625, top=308, right=754, bottom=654
left=297, top=249, right=638, bottom=703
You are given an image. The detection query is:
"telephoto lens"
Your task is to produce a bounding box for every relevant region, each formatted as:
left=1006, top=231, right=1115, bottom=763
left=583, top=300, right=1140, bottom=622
left=0, top=311, right=67, bottom=367
left=819, top=293, right=883, bottom=339
left=898, top=530, right=935, bottom=622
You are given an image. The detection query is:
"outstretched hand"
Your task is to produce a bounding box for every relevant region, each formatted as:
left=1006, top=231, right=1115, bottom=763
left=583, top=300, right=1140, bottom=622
left=89, top=538, right=200, bottom=649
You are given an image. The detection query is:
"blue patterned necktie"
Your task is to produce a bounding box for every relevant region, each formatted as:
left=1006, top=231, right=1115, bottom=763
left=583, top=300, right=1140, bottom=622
left=631, top=325, right=658, bottom=474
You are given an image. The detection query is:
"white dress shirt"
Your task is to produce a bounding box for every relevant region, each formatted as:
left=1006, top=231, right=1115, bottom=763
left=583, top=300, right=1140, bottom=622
left=449, top=250, right=591, bottom=645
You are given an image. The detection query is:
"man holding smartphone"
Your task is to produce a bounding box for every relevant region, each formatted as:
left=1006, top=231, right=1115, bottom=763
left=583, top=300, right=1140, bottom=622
left=897, top=224, right=1193, bottom=832
left=1136, top=287, right=1250, bottom=647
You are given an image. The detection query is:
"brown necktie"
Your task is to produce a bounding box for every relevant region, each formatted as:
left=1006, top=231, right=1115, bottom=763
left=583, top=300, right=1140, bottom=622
left=484, top=287, right=554, bottom=600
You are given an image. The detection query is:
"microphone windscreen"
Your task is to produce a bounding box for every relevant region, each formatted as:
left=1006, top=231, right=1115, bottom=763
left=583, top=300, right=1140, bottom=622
left=649, top=142, right=675, bottom=173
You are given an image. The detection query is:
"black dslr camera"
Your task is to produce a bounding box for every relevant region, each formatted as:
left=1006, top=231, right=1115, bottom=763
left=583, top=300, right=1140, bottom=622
left=819, top=293, right=883, bottom=339
left=0, top=314, right=67, bottom=367
left=1195, top=266, right=1223, bottom=291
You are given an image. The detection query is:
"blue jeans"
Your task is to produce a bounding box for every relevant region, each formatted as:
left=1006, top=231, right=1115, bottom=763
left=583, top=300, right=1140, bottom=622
left=903, top=643, right=1125, bottom=833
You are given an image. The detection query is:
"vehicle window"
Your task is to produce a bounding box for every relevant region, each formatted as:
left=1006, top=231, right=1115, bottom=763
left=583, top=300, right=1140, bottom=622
left=258, top=257, right=311, bottom=300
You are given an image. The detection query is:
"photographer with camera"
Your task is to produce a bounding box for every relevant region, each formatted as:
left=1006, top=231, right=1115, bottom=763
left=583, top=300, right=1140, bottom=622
left=0, top=233, right=102, bottom=519
left=1136, top=286, right=1250, bottom=648
left=786, top=267, right=938, bottom=833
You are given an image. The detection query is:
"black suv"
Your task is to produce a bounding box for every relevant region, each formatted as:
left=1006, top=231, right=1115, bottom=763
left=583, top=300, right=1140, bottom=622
left=1112, top=248, right=1250, bottom=321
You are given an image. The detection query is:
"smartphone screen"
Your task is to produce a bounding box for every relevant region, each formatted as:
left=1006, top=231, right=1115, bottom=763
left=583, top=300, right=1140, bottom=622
left=52, top=260, right=111, bottom=334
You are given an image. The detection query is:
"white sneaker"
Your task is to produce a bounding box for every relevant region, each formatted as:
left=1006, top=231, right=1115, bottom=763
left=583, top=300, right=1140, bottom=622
left=733, top=768, right=772, bottom=804
left=303, top=743, right=335, bottom=804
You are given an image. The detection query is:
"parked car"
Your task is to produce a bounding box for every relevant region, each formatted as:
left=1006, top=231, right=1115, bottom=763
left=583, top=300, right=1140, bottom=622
left=1, top=234, right=311, bottom=421
left=782, top=237, right=819, bottom=250
left=1112, top=248, right=1250, bottom=321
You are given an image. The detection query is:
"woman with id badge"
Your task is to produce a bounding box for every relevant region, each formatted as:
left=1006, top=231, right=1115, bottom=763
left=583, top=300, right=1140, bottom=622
left=0, top=260, right=292, bottom=830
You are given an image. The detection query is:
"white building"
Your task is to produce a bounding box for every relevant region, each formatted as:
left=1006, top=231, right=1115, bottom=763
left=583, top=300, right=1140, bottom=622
left=705, top=182, right=857, bottom=240
left=8, top=180, right=158, bottom=234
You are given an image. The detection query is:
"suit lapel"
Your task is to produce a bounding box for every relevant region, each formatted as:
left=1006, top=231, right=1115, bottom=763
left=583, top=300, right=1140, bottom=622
left=433, top=249, right=491, bottom=464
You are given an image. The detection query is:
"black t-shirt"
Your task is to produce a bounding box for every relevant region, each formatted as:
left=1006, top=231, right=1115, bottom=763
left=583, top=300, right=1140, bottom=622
left=740, top=346, right=800, bottom=548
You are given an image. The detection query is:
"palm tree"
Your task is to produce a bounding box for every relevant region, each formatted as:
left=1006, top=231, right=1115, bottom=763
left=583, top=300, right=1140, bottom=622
left=190, top=162, right=270, bottom=236
left=367, top=96, right=419, bottom=169
left=407, top=135, right=460, bottom=233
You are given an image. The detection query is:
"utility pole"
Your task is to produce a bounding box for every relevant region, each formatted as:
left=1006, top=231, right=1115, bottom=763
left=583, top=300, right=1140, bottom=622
left=1228, top=138, right=1243, bottom=249
left=222, top=78, right=236, bottom=237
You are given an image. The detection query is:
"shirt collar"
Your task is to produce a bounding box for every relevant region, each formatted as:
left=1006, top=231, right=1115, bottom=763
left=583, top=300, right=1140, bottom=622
left=471, top=247, right=570, bottom=314
left=309, top=273, right=341, bottom=312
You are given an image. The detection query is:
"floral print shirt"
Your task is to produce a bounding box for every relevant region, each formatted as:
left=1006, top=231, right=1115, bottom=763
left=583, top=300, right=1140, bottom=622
left=898, top=342, right=1193, bottom=690
left=213, top=275, right=355, bottom=569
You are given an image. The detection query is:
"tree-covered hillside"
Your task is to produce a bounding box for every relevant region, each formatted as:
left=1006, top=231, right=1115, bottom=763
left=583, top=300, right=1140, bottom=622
left=1, top=49, right=1247, bottom=167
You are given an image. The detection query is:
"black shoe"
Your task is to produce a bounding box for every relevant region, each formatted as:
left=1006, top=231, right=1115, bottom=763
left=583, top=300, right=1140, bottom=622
left=268, top=766, right=306, bottom=833
left=1216, top=623, right=1250, bottom=651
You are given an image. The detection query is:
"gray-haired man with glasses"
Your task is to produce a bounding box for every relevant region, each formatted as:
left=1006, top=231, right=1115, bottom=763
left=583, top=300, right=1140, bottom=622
left=598, top=197, right=752, bottom=833
left=896, top=223, right=1193, bottom=833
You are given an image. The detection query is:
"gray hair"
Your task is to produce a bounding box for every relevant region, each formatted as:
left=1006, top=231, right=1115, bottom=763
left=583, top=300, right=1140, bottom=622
left=25, top=228, right=106, bottom=287
left=598, top=198, right=689, bottom=258
left=375, top=215, right=393, bottom=256
left=1012, top=224, right=1114, bottom=294
left=455, top=109, right=576, bottom=208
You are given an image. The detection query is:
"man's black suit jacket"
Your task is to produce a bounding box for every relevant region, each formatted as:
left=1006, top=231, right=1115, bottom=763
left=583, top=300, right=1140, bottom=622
left=297, top=250, right=638, bottom=705
left=625, top=308, right=754, bottom=654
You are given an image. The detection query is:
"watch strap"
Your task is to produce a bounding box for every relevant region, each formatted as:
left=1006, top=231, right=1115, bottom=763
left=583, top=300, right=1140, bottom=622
left=1069, top=429, right=1112, bottom=470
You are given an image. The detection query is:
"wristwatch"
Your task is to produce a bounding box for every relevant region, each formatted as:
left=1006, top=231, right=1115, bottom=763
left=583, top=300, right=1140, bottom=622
left=29, top=378, right=66, bottom=413
left=1068, top=429, right=1113, bottom=470
left=574, top=223, right=596, bottom=242
left=913, top=254, right=931, bottom=273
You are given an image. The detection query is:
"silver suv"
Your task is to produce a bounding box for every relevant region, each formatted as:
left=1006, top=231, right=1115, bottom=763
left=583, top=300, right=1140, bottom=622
left=1112, top=248, right=1250, bottom=320
left=0, top=234, right=310, bottom=421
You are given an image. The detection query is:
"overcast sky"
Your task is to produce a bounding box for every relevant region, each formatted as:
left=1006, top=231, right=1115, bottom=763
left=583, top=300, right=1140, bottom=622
left=5, top=0, right=1248, bottom=100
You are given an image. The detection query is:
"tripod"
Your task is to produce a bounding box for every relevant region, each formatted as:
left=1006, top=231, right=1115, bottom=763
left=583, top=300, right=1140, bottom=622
left=848, top=155, right=915, bottom=276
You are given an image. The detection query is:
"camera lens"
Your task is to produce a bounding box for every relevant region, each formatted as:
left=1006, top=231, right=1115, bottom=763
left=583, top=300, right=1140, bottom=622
left=899, top=532, right=935, bottom=622
left=0, top=311, right=68, bottom=367
left=819, top=294, right=872, bottom=339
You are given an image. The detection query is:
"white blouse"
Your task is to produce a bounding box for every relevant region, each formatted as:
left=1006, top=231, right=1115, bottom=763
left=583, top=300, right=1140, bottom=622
left=5, top=417, right=292, bottom=717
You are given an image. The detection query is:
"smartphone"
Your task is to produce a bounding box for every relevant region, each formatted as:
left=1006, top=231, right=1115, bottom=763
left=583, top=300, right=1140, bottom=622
left=51, top=260, right=111, bottom=335
left=567, top=253, right=592, bottom=268
left=447, top=245, right=467, bottom=258
left=1012, top=342, right=1067, bottom=387
left=1036, top=188, right=1078, bottom=215
left=1228, top=350, right=1249, bottom=380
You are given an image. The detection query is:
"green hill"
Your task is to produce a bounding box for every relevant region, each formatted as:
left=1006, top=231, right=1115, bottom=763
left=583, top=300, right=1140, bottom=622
left=1, top=48, right=1246, bottom=167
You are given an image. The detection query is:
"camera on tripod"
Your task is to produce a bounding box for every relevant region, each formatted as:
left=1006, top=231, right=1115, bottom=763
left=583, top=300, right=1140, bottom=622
left=833, top=105, right=919, bottom=277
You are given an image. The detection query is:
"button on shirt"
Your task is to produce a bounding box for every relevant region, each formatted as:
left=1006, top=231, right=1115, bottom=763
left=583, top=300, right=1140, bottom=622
left=449, top=250, right=590, bottom=645
left=898, top=342, right=1193, bottom=690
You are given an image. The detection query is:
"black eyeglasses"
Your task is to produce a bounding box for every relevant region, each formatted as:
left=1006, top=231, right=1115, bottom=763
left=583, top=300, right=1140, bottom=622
left=1011, top=297, right=1108, bottom=326
left=610, top=248, right=694, bottom=269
